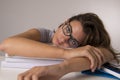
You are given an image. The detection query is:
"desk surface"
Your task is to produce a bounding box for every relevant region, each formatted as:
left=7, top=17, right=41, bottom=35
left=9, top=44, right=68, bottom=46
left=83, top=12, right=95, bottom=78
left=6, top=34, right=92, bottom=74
left=0, top=56, right=116, bottom=80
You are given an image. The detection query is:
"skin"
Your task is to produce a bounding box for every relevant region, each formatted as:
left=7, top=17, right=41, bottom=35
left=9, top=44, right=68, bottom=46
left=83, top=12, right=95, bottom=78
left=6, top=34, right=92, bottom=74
left=17, top=47, right=113, bottom=80
left=52, top=20, right=86, bottom=48
left=0, top=20, right=114, bottom=80
left=17, top=58, right=91, bottom=80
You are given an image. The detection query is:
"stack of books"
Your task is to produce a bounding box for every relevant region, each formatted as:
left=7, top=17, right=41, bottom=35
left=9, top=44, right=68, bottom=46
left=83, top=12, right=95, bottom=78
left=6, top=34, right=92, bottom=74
left=1, top=54, right=120, bottom=79
left=1, top=54, right=64, bottom=69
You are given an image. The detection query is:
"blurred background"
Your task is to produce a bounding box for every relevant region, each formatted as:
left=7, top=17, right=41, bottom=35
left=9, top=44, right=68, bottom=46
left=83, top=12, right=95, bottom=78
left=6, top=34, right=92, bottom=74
left=0, top=0, right=120, bottom=56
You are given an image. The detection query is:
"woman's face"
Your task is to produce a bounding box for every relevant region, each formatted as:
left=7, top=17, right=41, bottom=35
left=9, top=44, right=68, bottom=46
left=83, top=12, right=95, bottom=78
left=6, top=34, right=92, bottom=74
left=52, top=20, right=86, bottom=48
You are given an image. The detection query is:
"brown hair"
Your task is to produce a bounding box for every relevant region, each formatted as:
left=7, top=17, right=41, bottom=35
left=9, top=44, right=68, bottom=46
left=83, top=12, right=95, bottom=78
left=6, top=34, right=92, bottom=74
left=68, top=13, right=118, bottom=60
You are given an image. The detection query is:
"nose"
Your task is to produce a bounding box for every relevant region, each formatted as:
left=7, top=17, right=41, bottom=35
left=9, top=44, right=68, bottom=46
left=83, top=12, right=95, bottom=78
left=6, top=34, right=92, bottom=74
left=59, top=36, right=70, bottom=44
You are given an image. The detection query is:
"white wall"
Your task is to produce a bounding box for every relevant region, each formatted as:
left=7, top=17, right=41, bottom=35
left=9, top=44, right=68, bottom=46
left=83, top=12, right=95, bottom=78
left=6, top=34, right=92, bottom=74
left=0, top=0, right=120, bottom=55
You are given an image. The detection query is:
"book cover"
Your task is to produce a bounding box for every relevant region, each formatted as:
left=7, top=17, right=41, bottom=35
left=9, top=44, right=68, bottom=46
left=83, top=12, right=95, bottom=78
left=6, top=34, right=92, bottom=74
left=82, top=54, right=120, bottom=79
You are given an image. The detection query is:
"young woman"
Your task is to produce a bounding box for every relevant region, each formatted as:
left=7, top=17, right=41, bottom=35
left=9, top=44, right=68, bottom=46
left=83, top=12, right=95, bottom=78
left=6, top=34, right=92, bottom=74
left=0, top=13, right=116, bottom=80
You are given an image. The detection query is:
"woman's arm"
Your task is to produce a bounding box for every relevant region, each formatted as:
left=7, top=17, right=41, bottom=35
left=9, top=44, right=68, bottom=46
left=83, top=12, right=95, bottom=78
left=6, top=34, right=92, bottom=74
left=0, top=28, right=65, bottom=58
left=64, top=46, right=114, bottom=71
left=64, top=48, right=114, bottom=72
left=18, top=51, right=114, bottom=80
left=0, top=28, right=114, bottom=70
left=17, top=57, right=91, bottom=80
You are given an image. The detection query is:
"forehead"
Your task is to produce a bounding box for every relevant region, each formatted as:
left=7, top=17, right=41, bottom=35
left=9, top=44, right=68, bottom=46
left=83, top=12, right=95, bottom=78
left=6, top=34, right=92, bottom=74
left=69, top=20, right=86, bottom=42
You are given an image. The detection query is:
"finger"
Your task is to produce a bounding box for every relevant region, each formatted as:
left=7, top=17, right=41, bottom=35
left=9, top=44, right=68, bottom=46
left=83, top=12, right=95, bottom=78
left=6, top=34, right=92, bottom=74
left=96, top=48, right=105, bottom=63
left=87, top=49, right=98, bottom=72
left=90, top=47, right=102, bottom=68
left=86, top=52, right=95, bottom=69
left=93, top=49, right=102, bottom=69
left=18, top=67, right=37, bottom=80
left=32, top=69, right=47, bottom=80
left=32, top=75, right=39, bottom=80
left=83, top=46, right=96, bottom=69
left=24, top=73, right=32, bottom=80
left=88, top=47, right=102, bottom=72
left=18, top=70, right=30, bottom=80
left=85, top=45, right=98, bottom=71
left=94, top=48, right=103, bottom=69
left=18, top=73, right=24, bottom=80
left=31, top=66, right=49, bottom=80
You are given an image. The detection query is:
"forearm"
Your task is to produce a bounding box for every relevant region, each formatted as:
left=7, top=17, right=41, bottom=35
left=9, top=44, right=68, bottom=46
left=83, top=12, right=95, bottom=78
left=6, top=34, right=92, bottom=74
left=60, top=48, right=114, bottom=74
left=59, top=48, right=114, bottom=74
left=0, top=37, right=64, bottom=58
left=59, top=57, right=91, bottom=75
left=98, top=47, right=114, bottom=63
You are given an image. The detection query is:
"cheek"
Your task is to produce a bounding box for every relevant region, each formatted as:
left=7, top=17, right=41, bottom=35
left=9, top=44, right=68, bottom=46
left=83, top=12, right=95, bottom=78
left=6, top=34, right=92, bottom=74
left=52, top=34, right=57, bottom=44
left=54, top=30, right=63, bottom=38
left=52, top=32, right=61, bottom=44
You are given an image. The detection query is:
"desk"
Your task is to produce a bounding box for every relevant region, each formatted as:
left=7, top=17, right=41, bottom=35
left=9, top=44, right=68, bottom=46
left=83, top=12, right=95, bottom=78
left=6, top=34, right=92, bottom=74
left=0, top=56, right=116, bottom=80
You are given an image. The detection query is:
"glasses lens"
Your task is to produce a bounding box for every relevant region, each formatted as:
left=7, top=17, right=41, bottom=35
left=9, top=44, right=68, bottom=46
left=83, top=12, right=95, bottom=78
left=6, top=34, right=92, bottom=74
left=63, top=25, right=72, bottom=36
left=68, top=39, right=79, bottom=48
left=62, top=23, right=79, bottom=48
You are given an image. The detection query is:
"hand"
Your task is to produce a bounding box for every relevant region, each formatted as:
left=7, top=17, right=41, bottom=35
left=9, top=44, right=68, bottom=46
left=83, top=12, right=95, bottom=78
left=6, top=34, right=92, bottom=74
left=18, top=65, right=66, bottom=80
left=64, top=45, right=105, bottom=72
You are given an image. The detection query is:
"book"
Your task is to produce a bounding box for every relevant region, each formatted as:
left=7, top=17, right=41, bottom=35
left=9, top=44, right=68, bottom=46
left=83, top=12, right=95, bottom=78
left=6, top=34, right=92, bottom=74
left=100, top=54, right=120, bottom=79
left=82, top=70, right=119, bottom=79
left=82, top=54, right=120, bottom=79
left=1, top=55, right=64, bottom=69
left=1, top=54, right=120, bottom=79
left=100, top=63, right=120, bottom=79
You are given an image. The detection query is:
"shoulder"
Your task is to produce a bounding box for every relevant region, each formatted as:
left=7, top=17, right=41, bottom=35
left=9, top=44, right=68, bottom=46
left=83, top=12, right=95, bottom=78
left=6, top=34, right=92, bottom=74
left=36, top=28, right=52, bottom=34
left=36, top=28, right=54, bottom=43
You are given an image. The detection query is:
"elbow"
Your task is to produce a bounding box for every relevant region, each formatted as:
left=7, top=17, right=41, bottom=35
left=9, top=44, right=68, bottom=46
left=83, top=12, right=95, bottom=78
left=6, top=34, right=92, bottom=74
left=0, top=37, right=14, bottom=53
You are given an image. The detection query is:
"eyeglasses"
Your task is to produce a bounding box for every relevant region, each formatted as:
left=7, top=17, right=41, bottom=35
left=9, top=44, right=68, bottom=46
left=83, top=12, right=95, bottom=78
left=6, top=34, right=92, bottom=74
left=62, top=23, right=79, bottom=48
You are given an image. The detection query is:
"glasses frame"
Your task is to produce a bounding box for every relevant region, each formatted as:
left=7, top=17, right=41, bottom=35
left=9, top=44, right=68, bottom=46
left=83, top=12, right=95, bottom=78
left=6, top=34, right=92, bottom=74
left=62, top=23, right=80, bottom=48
